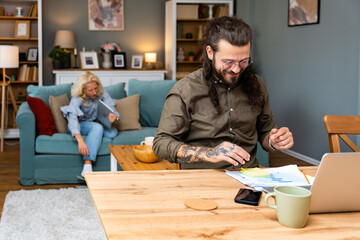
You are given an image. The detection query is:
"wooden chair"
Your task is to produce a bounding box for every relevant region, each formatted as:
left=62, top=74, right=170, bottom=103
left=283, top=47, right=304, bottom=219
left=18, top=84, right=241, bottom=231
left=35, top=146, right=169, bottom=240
left=323, top=115, right=360, bottom=152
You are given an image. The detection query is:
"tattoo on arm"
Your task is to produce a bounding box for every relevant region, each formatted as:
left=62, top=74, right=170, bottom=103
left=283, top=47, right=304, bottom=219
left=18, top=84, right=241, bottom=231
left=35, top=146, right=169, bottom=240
left=177, top=146, right=208, bottom=164
left=177, top=143, right=232, bottom=164
left=206, top=145, right=229, bottom=159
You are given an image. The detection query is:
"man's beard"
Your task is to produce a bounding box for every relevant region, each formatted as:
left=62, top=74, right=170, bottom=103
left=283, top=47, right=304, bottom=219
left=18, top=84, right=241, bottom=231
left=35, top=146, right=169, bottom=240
left=213, top=68, right=243, bottom=86
left=211, top=58, right=244, bottom=86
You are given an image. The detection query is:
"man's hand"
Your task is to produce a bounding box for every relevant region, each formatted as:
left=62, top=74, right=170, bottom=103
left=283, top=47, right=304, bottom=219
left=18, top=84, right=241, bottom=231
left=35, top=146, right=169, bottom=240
left=205, top=142, right=250, bottom=166
left=107, top=112, right=118, bottom=123
left=177, top=141, right=250, bottom=166
left=269, top=127, right=294, bottom=151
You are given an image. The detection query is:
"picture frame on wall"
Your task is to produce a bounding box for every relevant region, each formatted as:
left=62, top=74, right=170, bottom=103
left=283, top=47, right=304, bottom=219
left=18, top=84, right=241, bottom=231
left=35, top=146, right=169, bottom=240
left=88, top=0, right=124, bottom=31
left=27, top=48, right=38, bottom=61
left=131, top=55, right=143, bottom=69
left=288, top=0, right=320, bottom=26
left=113, top=52, right=126, bottom=69
left=80, top=51, right=99, bottom=69
left=15, top=20, right=30, bottom=39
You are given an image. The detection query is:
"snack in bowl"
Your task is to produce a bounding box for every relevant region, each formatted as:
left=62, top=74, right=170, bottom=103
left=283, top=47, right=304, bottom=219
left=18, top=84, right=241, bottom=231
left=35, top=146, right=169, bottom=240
left=133, top=145, right=160, bottom=163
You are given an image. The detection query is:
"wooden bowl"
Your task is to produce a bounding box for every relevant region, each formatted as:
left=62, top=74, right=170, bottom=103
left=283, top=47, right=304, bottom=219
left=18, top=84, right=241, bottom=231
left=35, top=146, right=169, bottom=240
left=133, top=145, right=160, bottom=163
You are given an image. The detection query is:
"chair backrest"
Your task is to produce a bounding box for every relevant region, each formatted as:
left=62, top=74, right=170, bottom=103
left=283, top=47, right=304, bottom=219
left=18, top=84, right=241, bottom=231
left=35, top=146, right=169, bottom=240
left=323, top=115, right=360, bottom=152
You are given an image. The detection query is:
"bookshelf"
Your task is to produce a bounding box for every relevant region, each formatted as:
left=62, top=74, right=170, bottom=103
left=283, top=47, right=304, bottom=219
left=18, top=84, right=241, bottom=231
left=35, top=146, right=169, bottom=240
left=0, top=0, right=42, bottom=137
left=165, top=0, right=233, bottom=80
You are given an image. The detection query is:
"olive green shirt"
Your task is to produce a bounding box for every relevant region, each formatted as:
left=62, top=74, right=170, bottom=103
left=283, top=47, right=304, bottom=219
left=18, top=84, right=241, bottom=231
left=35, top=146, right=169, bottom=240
left=153, top=68, right=276, bottom=169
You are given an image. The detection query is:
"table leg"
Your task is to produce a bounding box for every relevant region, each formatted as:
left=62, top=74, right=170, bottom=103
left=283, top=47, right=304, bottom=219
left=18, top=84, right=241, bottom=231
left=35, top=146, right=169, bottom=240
left=110, top=153, right=117, bottom=171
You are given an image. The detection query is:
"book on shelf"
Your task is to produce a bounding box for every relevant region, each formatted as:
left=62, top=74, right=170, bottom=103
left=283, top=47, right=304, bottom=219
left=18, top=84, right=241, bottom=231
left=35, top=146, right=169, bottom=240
left=214, top=5, right=229, bottom=18
left=32, top=66, right=38, bottom=81
left=28, top=3, right=38, bottom=17
left=28, top=4, right=34, bottom=17
left=18, top=65, right=38, bottom=81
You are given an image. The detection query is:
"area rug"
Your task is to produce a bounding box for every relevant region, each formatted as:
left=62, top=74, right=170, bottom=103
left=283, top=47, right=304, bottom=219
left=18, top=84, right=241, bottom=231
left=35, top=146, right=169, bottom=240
left=0, top=188, right=106, bottom=240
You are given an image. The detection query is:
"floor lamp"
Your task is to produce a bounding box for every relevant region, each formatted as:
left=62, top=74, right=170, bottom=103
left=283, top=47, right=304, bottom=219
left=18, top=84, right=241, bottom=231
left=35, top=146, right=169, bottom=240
left=0, top=46, right=19, bottom=152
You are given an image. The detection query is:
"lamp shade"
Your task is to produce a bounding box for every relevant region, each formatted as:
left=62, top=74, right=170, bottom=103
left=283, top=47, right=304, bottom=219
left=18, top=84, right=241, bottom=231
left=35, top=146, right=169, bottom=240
left=54, top=30, right=76, bottom=49
left=145, top=53, right=157, bottom=63
left=0, top=45, right=19, bottom=68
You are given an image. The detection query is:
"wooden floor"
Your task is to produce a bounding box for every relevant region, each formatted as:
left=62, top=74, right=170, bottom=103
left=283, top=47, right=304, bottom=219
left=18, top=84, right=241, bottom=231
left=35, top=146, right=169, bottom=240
left=0, top=140, right=312, bottom=218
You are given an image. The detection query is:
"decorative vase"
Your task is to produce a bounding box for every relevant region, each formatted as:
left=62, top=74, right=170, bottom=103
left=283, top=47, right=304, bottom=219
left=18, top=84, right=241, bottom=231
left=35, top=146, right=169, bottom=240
left=177, top=48, right=185, bottom=61
left=52, top=59, right=63, bottom=69
left=102, top=52, right=112, bottom=69
left=63, top=53, right=71, bottom=69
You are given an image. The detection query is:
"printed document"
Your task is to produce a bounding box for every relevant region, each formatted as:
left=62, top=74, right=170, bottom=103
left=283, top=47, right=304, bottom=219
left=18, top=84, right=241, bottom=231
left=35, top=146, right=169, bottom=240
left=226, top=165, right=314, bottom=191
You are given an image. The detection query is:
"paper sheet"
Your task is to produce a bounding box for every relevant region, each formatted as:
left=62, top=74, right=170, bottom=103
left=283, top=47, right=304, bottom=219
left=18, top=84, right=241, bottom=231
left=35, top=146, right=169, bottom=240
left=226, top=165, right=314, bottom=190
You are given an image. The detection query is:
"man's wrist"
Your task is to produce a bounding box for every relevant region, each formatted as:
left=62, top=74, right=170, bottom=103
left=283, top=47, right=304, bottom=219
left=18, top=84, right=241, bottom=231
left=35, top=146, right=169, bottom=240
left=269, top=138, right=278, bottom=151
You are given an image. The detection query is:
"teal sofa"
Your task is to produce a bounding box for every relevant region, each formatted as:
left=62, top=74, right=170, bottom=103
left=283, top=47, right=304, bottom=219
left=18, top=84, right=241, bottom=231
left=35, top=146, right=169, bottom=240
left=16, top=79, right=176, bottom=185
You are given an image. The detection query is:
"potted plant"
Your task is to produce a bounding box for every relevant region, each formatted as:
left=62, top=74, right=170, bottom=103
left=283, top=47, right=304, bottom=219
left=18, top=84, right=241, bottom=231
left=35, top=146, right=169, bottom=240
left=188, top=51, right=196, bottom=62
left=48, top=45, right=69, bottom=69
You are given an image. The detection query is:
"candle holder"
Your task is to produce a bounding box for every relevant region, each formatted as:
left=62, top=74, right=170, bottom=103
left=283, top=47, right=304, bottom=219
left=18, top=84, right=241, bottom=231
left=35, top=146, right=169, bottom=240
left=16, top=7, right=23, bottom=17
left=208, top=5, right=214, bottom=19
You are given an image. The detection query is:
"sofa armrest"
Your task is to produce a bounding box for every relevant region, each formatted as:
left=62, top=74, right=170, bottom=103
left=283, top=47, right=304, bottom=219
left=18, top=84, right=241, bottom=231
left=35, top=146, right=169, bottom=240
left=15, top=102, right=36, bottom=185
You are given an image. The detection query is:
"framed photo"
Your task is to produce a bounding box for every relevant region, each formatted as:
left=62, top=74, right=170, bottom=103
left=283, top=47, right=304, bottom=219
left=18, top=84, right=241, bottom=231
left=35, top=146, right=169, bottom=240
left=113, top=52, right=126, bottom=69
left=288, top=0, right=320, bottom=27
left=88, top=0, right=124, bottom=31
left=80, top=51, right=99, bottom=69
left=27, top=48, right=38, bottom=61
left=131, top=55, right=143, bottom=69
left=15, top=20, right=30, bottom=39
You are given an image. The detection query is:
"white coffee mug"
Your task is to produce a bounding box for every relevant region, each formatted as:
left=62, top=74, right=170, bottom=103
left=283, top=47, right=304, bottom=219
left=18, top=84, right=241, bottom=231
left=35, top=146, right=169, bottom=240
left=140, top=136, right=154, bottom=145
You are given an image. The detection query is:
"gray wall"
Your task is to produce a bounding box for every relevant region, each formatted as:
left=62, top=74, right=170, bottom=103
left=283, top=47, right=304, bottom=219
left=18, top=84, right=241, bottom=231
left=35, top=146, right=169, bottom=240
left=237, top=0, right=360, bottom=161
left=43, top=0, right=165, bottom=85
left=42, top=0, right=360, bottom=161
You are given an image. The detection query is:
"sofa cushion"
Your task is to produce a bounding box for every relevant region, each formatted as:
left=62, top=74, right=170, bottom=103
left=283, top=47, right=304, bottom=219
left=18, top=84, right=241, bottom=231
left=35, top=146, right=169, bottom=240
left=104, top=82, right=127, bottom=99
left=112, top=127, right=157, bottom=145
left=27, top=83, right=72, bottom=106
left=35, top=133, right=111, bottom=155
left=49, top=94, right=69, bottom=133
left=114, top=94, right=141, bottom=131
left=128, top=79, right=176, bottom=127
left=27, top=96, right=57, bottom=136
left=27, top=82, right=126, bottom=108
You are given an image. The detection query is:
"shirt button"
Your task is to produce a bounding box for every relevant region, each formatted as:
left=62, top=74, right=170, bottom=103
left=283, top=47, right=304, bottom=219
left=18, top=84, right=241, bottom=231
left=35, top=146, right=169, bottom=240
left=228, top=87, right=231, bottom=91
left=229, top=128, right=233, bottom=131
left=230, top=108, right=233, bottom=112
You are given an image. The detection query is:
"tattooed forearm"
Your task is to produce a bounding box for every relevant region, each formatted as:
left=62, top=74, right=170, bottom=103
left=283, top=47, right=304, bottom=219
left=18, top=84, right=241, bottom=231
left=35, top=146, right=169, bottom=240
left=206, top=144, right=229, bottom=159
left=177, top=145, right=209, bottom=164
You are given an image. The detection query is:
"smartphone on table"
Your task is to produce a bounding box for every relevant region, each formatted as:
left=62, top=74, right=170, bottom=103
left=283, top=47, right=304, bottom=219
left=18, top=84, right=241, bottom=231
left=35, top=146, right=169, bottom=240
left=234, top=188, right=262, bottom=206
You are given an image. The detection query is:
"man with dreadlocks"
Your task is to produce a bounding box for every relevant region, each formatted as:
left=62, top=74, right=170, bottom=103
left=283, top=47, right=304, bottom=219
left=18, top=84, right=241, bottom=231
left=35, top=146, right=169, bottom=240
left=153, top=16, right=294, bottom=169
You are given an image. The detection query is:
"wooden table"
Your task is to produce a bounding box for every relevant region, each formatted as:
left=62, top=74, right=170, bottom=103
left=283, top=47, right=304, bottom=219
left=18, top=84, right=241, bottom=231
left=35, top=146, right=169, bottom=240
left=108, top=145, right=179, bottom=171
left=85, top=167, right=360, bottom=239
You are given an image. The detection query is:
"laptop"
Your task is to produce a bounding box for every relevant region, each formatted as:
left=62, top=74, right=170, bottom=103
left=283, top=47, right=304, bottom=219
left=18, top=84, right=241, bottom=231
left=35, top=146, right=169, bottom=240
left=308, top=152, right=360, bottom=213
left=262, top=152, right=360, bottom=213
left=97, top=100, right=114, bottom=130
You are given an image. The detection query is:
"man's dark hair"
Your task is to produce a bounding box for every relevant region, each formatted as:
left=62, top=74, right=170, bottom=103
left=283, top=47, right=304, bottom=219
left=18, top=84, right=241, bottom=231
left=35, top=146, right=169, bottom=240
left=202, top=16, right=264, bottom=113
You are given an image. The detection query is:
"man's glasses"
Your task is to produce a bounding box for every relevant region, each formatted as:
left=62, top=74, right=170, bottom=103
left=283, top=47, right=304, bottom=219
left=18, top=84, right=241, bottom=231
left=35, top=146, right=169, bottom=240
left=222, top=58, right=252, bottom=70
